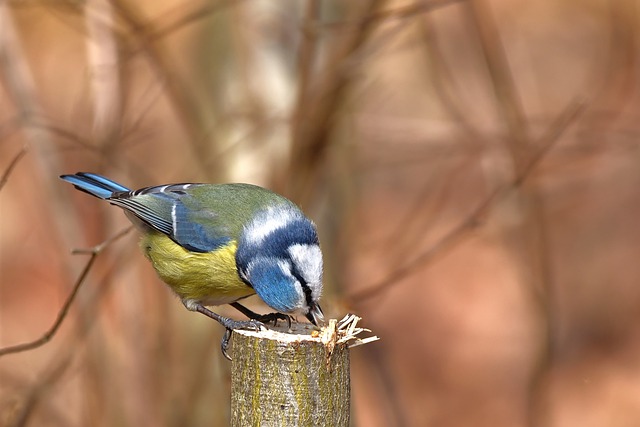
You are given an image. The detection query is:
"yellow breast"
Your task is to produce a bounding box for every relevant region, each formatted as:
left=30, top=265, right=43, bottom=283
left=140, top=232, right=255, bottom=306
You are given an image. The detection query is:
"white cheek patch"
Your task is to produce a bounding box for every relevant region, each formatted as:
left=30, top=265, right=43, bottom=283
left=287, top=243, right=323, bottom=298
left=245, top=206, right=297, bottom=244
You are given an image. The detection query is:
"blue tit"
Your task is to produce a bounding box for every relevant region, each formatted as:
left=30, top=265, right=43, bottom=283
left=60, top=172, right=324, bottom=357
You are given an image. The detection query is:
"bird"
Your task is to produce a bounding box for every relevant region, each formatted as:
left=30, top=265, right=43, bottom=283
left=60, top=172, right=324, bottom=358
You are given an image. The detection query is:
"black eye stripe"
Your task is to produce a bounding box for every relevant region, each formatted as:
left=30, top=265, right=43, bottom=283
left=291, top=264, right=313, bottom=308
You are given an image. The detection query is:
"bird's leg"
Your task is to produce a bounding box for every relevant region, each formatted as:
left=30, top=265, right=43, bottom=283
left=183, top=300, right=264, bottom=360
left=230, top=302, right=293, bottom=328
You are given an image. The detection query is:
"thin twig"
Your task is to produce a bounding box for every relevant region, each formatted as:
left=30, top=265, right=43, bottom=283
left=0, top=227, right=132, bottom=358
left=349, top=186, right=498, bottom=302
left=0, top=145, right=28, bottom=192
left=514, top=99, right=586, bottom=187
left=29, top=120, right=98, bottom=151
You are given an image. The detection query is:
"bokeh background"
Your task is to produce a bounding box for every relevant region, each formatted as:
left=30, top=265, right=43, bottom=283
left=2, top=0, right=640, bottom=426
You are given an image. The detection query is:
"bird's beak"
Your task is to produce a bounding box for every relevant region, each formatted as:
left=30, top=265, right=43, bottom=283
left=305, top=302, right=325, bottom=326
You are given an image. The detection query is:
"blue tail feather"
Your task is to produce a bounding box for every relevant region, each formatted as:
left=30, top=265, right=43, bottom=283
left=60, top=172, right=131, bottom=199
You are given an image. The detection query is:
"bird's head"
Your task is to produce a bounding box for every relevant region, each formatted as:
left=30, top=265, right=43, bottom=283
left=236, top=205, right=324, bottom=326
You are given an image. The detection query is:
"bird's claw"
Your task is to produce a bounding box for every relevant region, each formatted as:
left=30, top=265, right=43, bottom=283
left=219, top=319, right=266, bottom=361
left=246, top=319, right=265, bottom=331
left=221, top=329, right=232, bottom=361
left=255, top=312, right=293, bottom=328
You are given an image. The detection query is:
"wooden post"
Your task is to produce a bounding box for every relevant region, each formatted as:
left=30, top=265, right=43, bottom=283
left=230, top=317, right=375, bottom=427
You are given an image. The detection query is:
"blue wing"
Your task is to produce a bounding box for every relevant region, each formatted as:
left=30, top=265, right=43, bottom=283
left=111, top=183, right=232, bottom=252
left=61, top=173, right=230, bottom=253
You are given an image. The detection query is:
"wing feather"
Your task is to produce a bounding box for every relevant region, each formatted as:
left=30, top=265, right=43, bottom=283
left=108, top=184, right=231, bottom=252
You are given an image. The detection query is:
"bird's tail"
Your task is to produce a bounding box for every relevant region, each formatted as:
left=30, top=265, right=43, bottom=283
left=60, top=172, right=130, bottom=199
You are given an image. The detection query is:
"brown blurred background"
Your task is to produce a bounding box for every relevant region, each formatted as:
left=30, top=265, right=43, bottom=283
left=2, top=0, right=640, bottom=426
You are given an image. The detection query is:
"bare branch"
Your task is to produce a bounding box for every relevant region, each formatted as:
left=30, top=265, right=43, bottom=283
left=348, top=186, right=498, bottom=302
left=0, top=227, right=132, bottom=358
left=514, top=99, right=586, bottom=187
left=0, top=145, right=27, bottom=192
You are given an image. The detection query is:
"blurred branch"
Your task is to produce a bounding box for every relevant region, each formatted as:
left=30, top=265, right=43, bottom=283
left=348, top=99, right=585, bottom=303
left=16, top=0, right=240, bottom=178
left=287, top=0, right=466, bottom=202
left=587, top=0, right=638, bottom=123
left=383, top=154, right=479, bottom=264
left=4, top=356, right=72, bottom=427
left=465, top=0, right=530, bottom=166
left=294, top=0, right=320, bottom=121
left=0, top=371, right=73, bottom=426
left=288, top=0, right=388, bottom=201
left=0, top=239, right=135, bottom=426
left=419, top=12, right=488, bottom=146
left=142, top=0, right=242, bottom=44
left=349, top=186, right=497, bottom=303
left=0, top=145, right=27, bottom=192
left=514, top=100, right=586, bottom=187
left=18, top=0, right=238, bottom=55
left=370, top=0, right=464, bottom=22
left=109, top=0, right=224, bottom=177
left=85, top=0, right=123, bottom=154
left=309, top=0, right=465, bottom=30
left=29, top=120, right=99, bottom=151
left=0, top=227, right=132, bottom=359
left=358, top=147, right=475, bottom=262
left=462, top=7, right=585, bottom=427
left=0, top=0, right=89, bottom=269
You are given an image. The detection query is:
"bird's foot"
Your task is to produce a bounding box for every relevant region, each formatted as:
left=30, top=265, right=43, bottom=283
left=253, top=312, right=293, bottom=328
left=230, top=302, right=293, bottom=328
left=217, top=317, right=265, bottom=332
left=214, top=317, right=264, bottom=361
left=218, top=319, right=264, bottom=361
left=184, top=300, right=265, bottom=360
